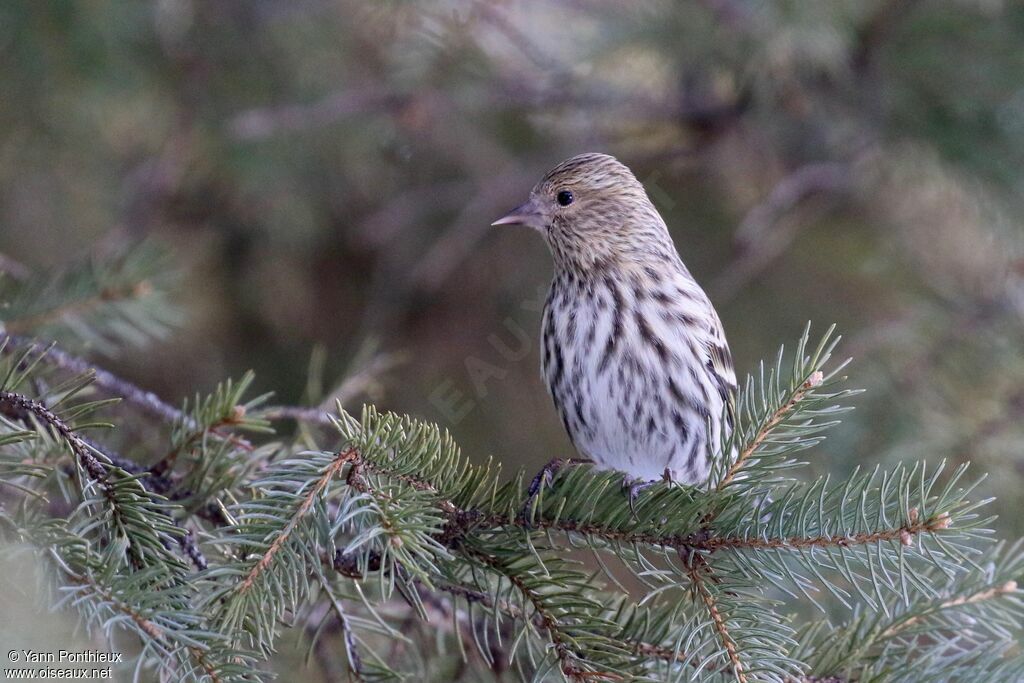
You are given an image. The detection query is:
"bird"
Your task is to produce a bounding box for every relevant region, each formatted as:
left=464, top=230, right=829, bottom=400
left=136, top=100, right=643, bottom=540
left=492, top=153, right=736, bottom=494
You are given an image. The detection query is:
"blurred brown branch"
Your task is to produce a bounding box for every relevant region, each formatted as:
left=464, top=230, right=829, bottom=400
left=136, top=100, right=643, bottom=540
left=227, top=85, right=405, bottom=140
left=0, top=252, right=29, bottom=281
left=712, top=161, right=851, bottom=301
left=0, top=333, right=188, bottom=426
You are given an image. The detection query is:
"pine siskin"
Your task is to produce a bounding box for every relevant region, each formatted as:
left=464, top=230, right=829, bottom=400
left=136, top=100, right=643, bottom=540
left=493, top=153, right=736, bottom=486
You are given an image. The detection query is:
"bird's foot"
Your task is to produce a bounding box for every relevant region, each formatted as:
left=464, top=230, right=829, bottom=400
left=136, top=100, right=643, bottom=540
left=519, top=458, right=587, bottom=526
left=623, top=476, right=658, bottom=516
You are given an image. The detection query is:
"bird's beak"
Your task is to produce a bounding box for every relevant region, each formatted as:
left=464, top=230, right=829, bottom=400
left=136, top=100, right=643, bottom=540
left=491, top=198, right=544, bottom=230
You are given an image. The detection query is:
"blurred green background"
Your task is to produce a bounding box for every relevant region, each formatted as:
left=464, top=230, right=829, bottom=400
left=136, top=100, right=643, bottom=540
left=1, top=0, right=1022, bottom=542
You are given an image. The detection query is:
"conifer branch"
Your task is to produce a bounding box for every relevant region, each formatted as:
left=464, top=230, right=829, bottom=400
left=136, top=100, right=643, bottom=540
left=702, top=511, right=952, bottom=552
left=0, top=242, right=180, bottom=353
left=237, top=448, right=357, bottom=595
left=463, top=546, right=616, bottom=682
left=150, top=406, right=255, bottom=477
left=0, top=390, right=107, bottom=479
left=880, top=579, right=1019, bottom=639
left=717, top=369, right=824, bottom=491
left=0, top=389, right=189, bottom=571
left=0, top=380, right=207, bottom=572
left=65, top=569, right=244, bottom=683
left=424, top=571, right=723, bottom=678
left=687, top=559, right=747, bottom=683
left=3, top=280, right=153, bottom=335
left=74, top=572, right=226, bottom=683
left=334, top=447, right=956, bottom=561
left=0, top=332, right=188, bottom=424
left=2, top=281, right=1018, bottom=682
left=69, top=572, right=168, bottom=642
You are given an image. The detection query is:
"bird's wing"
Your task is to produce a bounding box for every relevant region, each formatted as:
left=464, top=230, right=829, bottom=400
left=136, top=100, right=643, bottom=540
left=703, top=337, right=737, bottom=428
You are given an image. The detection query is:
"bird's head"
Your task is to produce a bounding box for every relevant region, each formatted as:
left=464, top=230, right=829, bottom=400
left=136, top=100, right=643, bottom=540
left=492, top=153, right=675, bottom=273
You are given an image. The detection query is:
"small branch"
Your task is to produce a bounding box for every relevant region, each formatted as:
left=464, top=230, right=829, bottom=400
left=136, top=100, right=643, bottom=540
left=0, top=333, right=188, bottom=426
left=258, top=351, right=407, bottom=427
left=0, top=390, right=109, bottom=481
left=188, top=649, right=225, bottom=683
left=179, top=524, right=209, bottom=571
left=335, top=551, right=707, bottom=676
left=3, top=281, right=152, bottom=335
left=71, top=573, right=167, bottom=641
left=462, top=546, right=619, bottom=682
left=497, top=512, right=953, bottom=557
left=315, top=573, right=366, bottom=682
left=880, top=579, right=1019, bottom=639
left=237, top=448, right=358, bottom=595
left=342, top=450, right=956, bottom=560
left=705, top=513, right=952, bottom=553
left=0, top=390, right=163, bottom=568
left=686, top=560, right=746, bottom=683
left=69, top=572, right=222, bottom=683
left=730, top=163, right=850, bottom=252
left=0, top=386, right=209, bottom=570
left=337, top=604, right=365, bottom=682
left=149, top=411, right=254, bottom=478
left=227, top=86, right=404, bottom=140
left=431, top=576, right=525, bottom=620
left=716, top=370, right=824, bottom=491
left=712, top=162, right=850, bottom=302
left=330, top=350, right=408, bottom=407
left=261, top=405, right=333, bottom=426
left=0, top=335, right=257, bottom=483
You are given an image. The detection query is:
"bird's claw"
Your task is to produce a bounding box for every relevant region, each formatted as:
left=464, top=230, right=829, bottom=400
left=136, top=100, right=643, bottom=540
left=623, top=476, right=657, bottom=516
left=519, top=458, right=583, bottom=526
left=527, top=458, right=563, bottom=500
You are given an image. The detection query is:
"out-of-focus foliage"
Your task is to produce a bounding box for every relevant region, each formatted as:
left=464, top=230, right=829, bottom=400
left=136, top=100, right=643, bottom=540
left=1, top=0, right=1022, bottom=566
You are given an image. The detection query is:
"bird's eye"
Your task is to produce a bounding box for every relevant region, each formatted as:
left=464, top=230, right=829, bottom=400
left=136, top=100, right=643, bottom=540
left=556, top=190, right=574, bottom=207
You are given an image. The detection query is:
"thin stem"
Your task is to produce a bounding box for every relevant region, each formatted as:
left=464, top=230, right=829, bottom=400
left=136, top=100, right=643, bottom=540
left=717, top=371, right=823, bottom=491
left=463, top=546, right=621, bottom=682
left=4, top=281, right=151, bottom=335
left=880, top=579, right=1019, bottom=638
left=686, top=561, right=746, bottom=683
left=346, top=451, right=952, bottom=559
left=0, top=333, right=188, bottom=425
left=149, top=412, right=253, bottom=477
left=237, top=448, right=357, bottom=594
left=316, top=573, right=366, bottom=682
left=0, top=390, right=109, bottom=480
left=69, top=572, right=223, bottom=683
left=261, top=405, right=333, bottom=425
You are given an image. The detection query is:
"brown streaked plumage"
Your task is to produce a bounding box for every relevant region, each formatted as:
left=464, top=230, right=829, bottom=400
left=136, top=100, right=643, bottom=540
left=494, top=153, right=736, bottom=485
